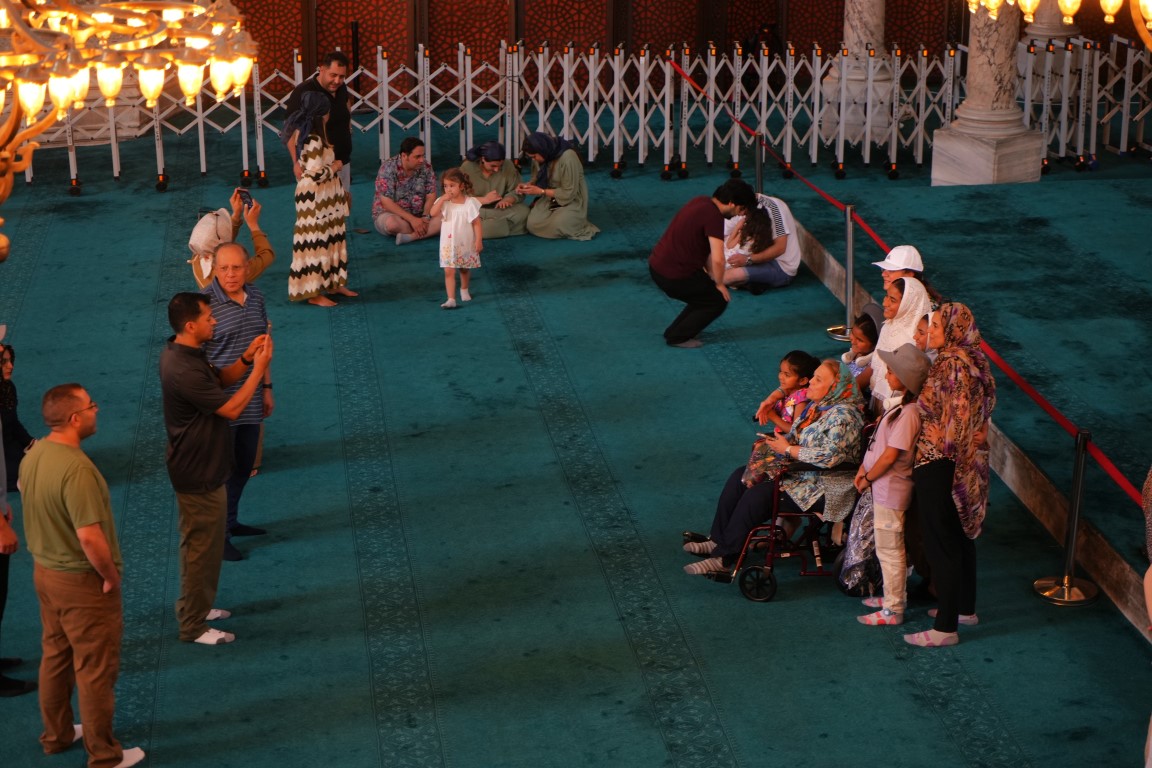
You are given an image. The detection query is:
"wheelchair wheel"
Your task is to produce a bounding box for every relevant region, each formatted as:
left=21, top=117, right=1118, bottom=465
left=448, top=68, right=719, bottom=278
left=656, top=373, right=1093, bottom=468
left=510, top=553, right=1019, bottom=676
left=739, top=567, right=777, bottom=602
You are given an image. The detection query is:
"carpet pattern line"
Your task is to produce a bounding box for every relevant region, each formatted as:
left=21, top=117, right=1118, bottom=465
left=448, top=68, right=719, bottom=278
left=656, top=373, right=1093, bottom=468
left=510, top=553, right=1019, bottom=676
left=489, top=255, right=741, bottom=768
left=116, top=143, right=203, bottom=754
left=331, top=303, right=447, bottom=768
left=890, top=632, right=1035, bottom=767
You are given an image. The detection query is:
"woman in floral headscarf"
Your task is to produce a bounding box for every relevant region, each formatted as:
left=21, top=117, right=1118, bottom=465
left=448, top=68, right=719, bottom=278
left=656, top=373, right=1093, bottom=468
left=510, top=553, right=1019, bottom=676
left=683, top=360, right=864, bottom=576
left=518, top=132, right=599, bottom=241
left=905, top=303, right=996, bottom=648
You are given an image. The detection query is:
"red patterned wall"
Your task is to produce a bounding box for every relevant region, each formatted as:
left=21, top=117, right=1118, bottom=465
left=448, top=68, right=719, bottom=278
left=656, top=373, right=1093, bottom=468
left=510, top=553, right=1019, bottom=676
left=236, top=1, right=1148, bottom=90
left=524, top=0, right=609, bottom=48
left=630, top=0, right=698, bottom=50
left=429, top=0, right=509, bottom=65
left=234, top=0, right=302, bottom=80
left=317, top=1, right=409, bottom=66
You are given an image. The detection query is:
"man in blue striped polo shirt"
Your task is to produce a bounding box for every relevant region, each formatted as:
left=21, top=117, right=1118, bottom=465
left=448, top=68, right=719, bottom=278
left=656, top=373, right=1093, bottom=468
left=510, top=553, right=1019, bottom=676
left=203, top=242, right=274, bottom=562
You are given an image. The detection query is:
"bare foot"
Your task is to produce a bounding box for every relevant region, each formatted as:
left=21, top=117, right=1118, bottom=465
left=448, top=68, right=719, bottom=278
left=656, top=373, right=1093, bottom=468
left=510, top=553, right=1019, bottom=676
left=331, top=286, right=359, bottom=297
left=308, top=296, right=337, bottom=307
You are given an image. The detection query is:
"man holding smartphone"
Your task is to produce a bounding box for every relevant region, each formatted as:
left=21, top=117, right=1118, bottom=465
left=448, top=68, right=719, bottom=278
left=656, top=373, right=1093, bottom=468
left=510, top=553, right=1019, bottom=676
left=202, top=243, right=274, bottom=562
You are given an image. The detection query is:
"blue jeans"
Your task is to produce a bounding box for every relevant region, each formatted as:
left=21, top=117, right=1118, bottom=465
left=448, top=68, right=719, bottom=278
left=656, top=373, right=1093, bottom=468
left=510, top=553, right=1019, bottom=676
left=744, top=259, right=794, bottom=292
left=225, top=424, right=261, bottom=539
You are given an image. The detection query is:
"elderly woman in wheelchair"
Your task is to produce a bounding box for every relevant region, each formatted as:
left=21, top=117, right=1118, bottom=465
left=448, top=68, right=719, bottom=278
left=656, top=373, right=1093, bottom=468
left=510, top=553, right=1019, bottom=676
left=682, top=360, right=865, bottom=596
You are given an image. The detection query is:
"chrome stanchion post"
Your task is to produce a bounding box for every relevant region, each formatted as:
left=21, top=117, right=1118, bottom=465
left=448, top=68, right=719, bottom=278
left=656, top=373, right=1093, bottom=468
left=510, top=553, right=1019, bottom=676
left=754, top=131, right=764, bottom=193
left=1034, top=429, right=1100, bottom=605
left=826, top=203, right=854, bottom=341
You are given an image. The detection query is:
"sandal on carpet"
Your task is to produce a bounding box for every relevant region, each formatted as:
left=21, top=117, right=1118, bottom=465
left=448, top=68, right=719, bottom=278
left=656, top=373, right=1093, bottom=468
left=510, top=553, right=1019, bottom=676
left=857, top=609, right=904, bottom=626
left=903, top=629, right=958, bottom=647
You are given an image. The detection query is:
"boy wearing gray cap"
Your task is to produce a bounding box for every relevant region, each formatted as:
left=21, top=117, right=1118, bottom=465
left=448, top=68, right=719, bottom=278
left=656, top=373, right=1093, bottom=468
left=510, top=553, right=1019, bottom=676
left=853, top=343, right=931, bottom=626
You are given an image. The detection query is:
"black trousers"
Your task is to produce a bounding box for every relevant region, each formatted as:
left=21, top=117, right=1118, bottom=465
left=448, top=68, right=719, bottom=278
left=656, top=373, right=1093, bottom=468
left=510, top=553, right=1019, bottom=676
left=709, top=466, right=801, bottom=564
left=225, top=423, right=261, bottom=539
left=913, top=459, right=977, bottom=633
left=649, top=265, right=728, bottom=345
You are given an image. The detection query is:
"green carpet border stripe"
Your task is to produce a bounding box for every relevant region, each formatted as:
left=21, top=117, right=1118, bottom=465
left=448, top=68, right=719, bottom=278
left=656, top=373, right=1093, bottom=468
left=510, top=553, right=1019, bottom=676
left=487, top=255, right=740, bottom=768
left=331, top=305, right=447, bottom=767
left=116, top=140, right=201, bottom=751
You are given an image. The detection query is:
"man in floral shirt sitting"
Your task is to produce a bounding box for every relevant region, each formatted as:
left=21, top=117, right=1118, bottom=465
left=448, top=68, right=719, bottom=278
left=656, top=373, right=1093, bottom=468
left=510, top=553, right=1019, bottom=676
left=372, top=136, right=441, bottom=245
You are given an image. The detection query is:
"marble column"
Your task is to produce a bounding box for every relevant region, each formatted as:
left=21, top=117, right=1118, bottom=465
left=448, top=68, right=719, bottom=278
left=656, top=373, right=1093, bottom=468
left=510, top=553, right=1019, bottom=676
left=931, top=3, right=1045, bottom=185
left=819, top=0, right=893, bottom=144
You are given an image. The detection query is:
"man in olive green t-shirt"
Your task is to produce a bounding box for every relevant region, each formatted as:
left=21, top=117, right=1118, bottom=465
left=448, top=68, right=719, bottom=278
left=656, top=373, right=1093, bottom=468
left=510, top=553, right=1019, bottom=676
left=20, top=383, right=144, bottom=768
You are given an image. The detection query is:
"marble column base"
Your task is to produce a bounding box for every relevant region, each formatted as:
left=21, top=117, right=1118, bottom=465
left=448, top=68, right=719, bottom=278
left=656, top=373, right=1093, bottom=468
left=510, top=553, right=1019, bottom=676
left=930, top=126, right=1046, bottom=186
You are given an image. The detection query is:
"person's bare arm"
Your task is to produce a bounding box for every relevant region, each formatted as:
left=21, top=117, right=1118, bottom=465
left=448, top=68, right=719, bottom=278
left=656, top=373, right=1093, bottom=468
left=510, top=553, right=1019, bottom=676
left=76, top=523, right=120, bottom=593
left=707, top=236, right=731, bottom=302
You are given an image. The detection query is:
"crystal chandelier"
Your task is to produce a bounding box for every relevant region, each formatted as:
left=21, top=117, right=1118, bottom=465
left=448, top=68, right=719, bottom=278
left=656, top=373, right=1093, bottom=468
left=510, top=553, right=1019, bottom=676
left=0, top=0, right=257, bottom=261
left=969, top=0, right=1152, bottom=48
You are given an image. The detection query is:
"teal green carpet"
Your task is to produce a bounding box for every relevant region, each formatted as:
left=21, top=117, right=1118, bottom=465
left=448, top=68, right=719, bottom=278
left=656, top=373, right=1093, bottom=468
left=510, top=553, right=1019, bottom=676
left=0, top=129, right=1149, bottom=767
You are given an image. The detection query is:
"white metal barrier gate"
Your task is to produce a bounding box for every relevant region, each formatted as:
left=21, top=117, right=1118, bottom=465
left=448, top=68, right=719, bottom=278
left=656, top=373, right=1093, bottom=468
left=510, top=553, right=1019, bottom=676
left=15, top=38, right=1152, bottom=190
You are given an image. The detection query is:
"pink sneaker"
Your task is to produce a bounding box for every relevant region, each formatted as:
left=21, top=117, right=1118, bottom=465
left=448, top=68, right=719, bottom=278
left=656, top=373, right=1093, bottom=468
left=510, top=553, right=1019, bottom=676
left=857, top=609, right=904, bottom=626
left=927, top=608, right=979, bottom=625
left=903, top=629, right=958, bottom=647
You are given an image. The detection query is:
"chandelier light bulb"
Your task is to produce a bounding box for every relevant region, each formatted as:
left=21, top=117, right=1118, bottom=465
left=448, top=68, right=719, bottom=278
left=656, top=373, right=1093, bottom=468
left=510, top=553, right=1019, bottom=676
left=1140, top=0, right=1152, bottom=29
left=985, top=0, right=1005, bottom=19
left=1018, top=0, right=1042, bottom=21
left=1057, top=0, right=1082, bottom=23
left=70, top=65, right=91, bottom=108
left=96, top=58, right=125, bottom=107
left=135, top=54, right=168, bottom=108
left=209, top=56, right=233, bottom=100
left=17, top=75, right=48, bottom=125
left=177, top=61, right=203, bottom=105
left=1100, top=0, right=1123, bottom=22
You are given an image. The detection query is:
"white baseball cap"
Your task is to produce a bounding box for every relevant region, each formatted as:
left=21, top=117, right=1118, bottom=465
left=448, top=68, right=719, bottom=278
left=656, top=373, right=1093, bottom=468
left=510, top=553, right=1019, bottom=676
left=872, top=244, right=924, bottom=272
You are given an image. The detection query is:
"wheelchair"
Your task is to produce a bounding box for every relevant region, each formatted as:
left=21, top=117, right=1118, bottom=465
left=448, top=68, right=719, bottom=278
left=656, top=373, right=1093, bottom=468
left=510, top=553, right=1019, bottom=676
left=682, top=463, right=864, bottom=602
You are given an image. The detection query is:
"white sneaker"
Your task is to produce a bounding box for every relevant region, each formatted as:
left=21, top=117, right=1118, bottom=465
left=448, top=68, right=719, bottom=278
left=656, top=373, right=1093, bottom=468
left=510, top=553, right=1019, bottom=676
left=193, top=628, right=235, bottom=645
left=114, top=747, right=146, bottom=768
left=205, top=608, right=231, bottom=621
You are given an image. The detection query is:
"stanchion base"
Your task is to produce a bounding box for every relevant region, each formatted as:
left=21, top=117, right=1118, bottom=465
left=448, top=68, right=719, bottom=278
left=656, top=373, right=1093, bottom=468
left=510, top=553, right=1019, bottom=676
left=826, top=324, right=850, bottom=342
left=1033, top=576, right=1099, bottom=606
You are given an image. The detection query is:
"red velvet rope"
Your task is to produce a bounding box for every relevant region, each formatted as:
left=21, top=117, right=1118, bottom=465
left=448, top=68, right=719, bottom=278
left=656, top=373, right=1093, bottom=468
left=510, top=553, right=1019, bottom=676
left=666, top=56, right=1143, bottom=506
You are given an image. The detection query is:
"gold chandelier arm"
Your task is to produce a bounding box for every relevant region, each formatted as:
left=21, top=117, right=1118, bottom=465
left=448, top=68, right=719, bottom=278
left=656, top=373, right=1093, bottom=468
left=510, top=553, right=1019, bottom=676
left=1131, top=0, right=1152, bottom=50
left=10, top=109, right=59, bottom=156
left=0, top=98, right=24, bottom=149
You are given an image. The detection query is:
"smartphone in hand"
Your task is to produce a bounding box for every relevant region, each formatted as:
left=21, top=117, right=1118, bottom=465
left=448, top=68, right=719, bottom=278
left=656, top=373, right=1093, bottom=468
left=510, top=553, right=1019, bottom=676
left=237, top=188, right=253, bottom=208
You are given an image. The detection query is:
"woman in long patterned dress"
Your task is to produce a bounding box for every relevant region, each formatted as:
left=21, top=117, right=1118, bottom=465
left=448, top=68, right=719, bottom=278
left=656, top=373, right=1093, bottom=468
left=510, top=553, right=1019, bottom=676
left=284, top=92, right=355, bottom=307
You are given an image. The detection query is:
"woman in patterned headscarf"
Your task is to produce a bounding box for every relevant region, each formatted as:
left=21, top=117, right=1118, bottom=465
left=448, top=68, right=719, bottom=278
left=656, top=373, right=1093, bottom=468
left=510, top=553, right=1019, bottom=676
left=518, top=132, right=599, bottom=241
left=905, top=302, right=996, bottom=648
left=682, top=360, right=864, bottom=576
left=460, top=141, right=530, bottom=239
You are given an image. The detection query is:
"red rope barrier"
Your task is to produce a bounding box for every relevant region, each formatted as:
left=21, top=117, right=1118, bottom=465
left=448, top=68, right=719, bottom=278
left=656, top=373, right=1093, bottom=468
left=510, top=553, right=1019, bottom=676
left=666, top=56, right=1143, bottom=507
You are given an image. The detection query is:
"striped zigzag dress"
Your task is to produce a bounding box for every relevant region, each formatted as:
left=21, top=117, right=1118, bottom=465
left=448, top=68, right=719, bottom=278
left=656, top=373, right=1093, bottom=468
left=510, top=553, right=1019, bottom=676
left=289, top=134, right=350, bottom=301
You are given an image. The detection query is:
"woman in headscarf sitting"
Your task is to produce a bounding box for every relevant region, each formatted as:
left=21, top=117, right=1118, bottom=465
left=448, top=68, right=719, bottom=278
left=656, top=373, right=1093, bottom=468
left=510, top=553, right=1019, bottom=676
left=682, top=360, right=865, bottom=576
left=460, top=141, right=529, bottom=239
left=283, top=91, right=355, bottom=307
left=518, top=132, right=599, bottom=241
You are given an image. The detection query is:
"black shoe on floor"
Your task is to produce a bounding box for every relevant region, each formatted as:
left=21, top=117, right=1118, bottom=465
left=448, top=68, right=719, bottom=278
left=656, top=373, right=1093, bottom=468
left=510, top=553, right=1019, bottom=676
left=229, top=523, right=266, bottom=537
left=0, top=657, right=22, bottom=670
left=222, top=540, right=244, bottom=562
left=0, top=674, right=37, bottom=697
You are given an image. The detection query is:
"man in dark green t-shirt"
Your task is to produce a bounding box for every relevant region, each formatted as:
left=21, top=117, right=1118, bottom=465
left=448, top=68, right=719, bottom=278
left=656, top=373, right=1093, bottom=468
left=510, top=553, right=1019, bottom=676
left=21, top=383, right=144, bottom=768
